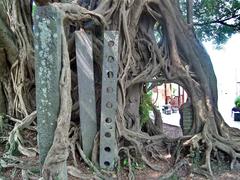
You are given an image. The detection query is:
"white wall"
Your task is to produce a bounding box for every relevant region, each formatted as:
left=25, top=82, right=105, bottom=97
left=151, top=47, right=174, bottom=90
left=204, top=33, right=240, bottom=129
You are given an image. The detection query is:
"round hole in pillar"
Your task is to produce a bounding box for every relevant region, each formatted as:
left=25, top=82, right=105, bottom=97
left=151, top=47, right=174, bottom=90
left=108, top=40, right=114, bottom=47
left=107, top=71, right=114, bottom=78
left=106, top=102, right=113, bottom=108
left=104, top=147, right=111, bottom=152
left=105, top=117, right=112, bottom=123
left=105, top=132, right=111, bottom=138
left=108, top=56, right=114, bottom=63
left=106, top=87, right=113, bottom=93
left=104, top=161, right=110, bottom=167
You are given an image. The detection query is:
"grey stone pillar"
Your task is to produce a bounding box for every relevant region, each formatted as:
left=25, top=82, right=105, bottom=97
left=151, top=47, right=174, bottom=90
left=99, top=31, right=119, bottom=170
left=181, top=103, right=193, bottom=135
left=34, top=5, right=67, bottom=178
left=75, top=30, right=97, bottom=158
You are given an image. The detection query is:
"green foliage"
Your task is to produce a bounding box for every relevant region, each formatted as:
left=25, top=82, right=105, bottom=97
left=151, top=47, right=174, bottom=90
left=0, top=176, right=7, bottom=180
left=0, top=156, right=24, bottom=179
left=211, top=158, right=230, bottom=173
left=168, top=174, right=180, bottom=180
left=192, top=0, right=240, bottom=46
left=189, top=148, right=204, bottom=167
left=5, top=139, right=20, bottom=156
left=121, top=158, right=145, bottom=170
left=139, top=92, right=153, bottom=126
left=154, top=22, right=163, bottom=43
left=179, top=0, right=240, bottom=46
left=32, top=2, right=37, bottom=16
left=234, top=96, right=240, bottom=108
left=0, top=115, right=20, bottom=156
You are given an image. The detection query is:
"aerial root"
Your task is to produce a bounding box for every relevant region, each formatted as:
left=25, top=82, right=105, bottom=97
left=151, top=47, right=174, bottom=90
left=145, top=142, right=170, bottom=163
left=7, top=111, right=37, bottom=157
left=67, top=165, right=102, bottom=180
left=158, top=159, right=189, bottom=180
left=118, top=146, right=136, bottom=180
left=181, top=123, right=240, bottom=177
left=76, top=142, right=108, bottom=179
left=201, top=138, right=213, bottom=175
left=68, top=125, right=105, bottom=179
left=68, top=124, right=79, bottom=167
left=191, top=167, right=212, bottom=179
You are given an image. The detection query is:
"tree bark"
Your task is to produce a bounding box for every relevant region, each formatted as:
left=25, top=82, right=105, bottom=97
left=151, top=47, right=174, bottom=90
left=1, top=0, right=240, bottom=179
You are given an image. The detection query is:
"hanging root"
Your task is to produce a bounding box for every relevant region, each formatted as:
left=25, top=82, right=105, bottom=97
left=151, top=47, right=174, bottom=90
left=67, top=124, right=108, bottom=179
left=67, top=165, right=102, bottom=180
left=158, top=159, right=189, bottom=180
left=76, top=143, right=108, bottom=179
left=6, top=111, right=37, bottom=157
left=2, top=0, right=240, bottom=179
left=42, top=12, right=72, bottom=178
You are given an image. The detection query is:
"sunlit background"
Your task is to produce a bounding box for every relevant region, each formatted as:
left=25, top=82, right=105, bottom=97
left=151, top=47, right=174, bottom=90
left=150, top=33, right=240, bottom=129
left=204, top=33, right=240, bottom=128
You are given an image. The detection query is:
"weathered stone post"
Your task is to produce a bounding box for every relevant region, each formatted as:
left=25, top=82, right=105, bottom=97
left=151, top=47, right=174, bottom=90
left=75, top=30, right=97, bottom=158
left=34, top=5, right=67, bottom=178
left=180, top=101, right=193, bottom=135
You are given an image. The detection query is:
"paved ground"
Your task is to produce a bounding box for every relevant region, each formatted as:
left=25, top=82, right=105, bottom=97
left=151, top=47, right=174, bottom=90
left=161, top=112, right=180, bottom=127
left=218, top=92, right=240, bottom=129
left=161, top=97, right=240, bottom=130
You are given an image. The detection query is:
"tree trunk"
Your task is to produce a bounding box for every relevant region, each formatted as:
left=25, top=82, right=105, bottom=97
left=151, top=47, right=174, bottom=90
left=1, top=0, right=240, bottom=179
left=0, top=49, right=7, bottom=114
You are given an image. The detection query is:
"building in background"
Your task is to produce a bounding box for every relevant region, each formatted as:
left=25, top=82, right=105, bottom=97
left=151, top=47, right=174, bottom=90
left=152, top=83, right=187, bottom=109
left=235, top=68, right=240, bottom=97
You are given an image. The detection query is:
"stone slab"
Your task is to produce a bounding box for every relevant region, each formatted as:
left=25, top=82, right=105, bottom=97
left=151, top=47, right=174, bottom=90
left=182, top=104, right=193, bottom=135
left=75, top=30, right=97, bottom=158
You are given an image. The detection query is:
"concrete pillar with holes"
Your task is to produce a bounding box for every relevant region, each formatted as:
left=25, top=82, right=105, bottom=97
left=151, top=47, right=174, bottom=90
left=99, top=31, right=119, bottom=170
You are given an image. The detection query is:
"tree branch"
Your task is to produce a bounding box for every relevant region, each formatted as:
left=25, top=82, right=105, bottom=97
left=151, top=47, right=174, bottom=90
left=0, top=17, right=18, bottom=64
left=194, top=13, right=240, bottom=28
left=187, top=0, right=193, bottom=25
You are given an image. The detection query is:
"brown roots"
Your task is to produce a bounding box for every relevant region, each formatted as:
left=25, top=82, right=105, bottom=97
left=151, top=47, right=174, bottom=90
left=1, top=0, right=240, bottom=179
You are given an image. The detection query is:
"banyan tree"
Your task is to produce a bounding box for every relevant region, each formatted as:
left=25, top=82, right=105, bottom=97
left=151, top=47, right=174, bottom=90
left=0, top=0, right=240, bottom=179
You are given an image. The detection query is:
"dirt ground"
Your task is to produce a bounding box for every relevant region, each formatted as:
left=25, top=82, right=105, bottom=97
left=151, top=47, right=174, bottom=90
left=1, top=124, right=240, bottom=179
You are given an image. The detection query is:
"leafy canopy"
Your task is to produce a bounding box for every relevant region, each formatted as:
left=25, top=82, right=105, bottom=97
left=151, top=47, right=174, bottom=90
left=180, top=0, right=240, bottom=45
left=193, top=0, right=240, bottom=45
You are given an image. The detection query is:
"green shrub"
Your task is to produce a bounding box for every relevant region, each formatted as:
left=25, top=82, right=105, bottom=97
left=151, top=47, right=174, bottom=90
left=32, top=3, right=37, bottom=16
left=234, top=96, right=240, bottom=108
left=139, top=92, right=152, bottom=126
left=122, top=158, right=145, bottom=170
